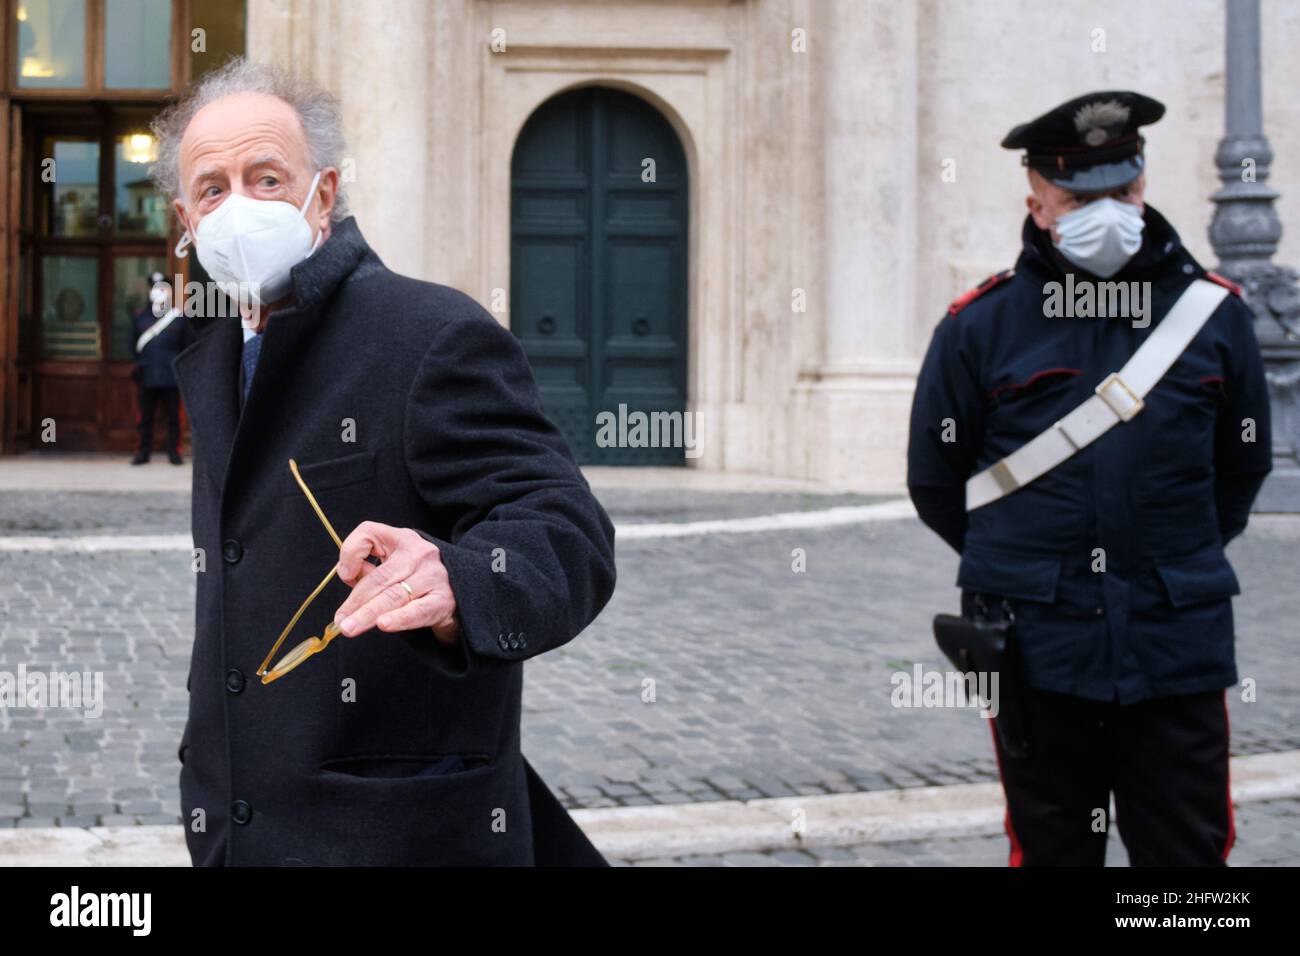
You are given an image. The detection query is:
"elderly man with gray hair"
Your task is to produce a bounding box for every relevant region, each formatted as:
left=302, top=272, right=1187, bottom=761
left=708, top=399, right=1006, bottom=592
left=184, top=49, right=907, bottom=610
left=155, top=57, right=615, bottom=866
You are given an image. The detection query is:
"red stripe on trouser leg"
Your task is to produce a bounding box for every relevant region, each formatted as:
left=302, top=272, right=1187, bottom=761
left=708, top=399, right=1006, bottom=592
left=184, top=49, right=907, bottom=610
left=1004, top=810, right=1023, bottom=867
left=1222, top=691, right=1236, bottom=861
left=988, top=719, right=1023, bottom=866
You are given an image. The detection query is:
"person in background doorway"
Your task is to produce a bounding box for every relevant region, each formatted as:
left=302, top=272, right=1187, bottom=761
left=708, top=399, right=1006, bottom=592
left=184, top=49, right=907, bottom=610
left=131, top=271, right=189, bottom=465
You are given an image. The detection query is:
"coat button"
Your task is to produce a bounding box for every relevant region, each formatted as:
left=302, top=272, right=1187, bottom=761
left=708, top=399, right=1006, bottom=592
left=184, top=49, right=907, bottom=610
left=518, top=632, right=527, bottom=649
left=222, top=539, right=243, bottom=564
left=231, top=800, right=252, bottom=825
left=225, top=669, right=245, bottom=694
left=497, top=633, right=509, bottom=650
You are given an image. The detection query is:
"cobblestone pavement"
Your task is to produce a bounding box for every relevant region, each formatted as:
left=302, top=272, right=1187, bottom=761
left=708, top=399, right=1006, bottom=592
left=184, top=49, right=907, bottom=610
left=618, top=797, right=1300, bottom=867
left=0, top=484, right=1297, bottom=867
left=532, top=509, right=1299, bottom=810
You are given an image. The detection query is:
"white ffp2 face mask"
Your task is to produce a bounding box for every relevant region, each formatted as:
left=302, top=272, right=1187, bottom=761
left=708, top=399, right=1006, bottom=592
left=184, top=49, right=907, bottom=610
left=176, top=171, right=323, bottom=308
left=1051, top=196, right=1145, bottom=279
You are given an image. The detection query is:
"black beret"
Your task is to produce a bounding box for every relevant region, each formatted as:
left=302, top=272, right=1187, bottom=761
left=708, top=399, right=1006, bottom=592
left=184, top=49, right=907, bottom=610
left=1002, top=91, right=1165, bottom=193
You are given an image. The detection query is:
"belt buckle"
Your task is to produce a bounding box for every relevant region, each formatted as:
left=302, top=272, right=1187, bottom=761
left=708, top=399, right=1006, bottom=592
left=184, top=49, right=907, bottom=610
left=1095, top=372, right=1144, bottom=422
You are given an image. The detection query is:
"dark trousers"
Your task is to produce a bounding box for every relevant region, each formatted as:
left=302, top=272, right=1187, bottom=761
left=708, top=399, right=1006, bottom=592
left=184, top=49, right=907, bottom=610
left=137, top=386, right=181, bottom=456
left=990, top=687, right=1234, bottom=866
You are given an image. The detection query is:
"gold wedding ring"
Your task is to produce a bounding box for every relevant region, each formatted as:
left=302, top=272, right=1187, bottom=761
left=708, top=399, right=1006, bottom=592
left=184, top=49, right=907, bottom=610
left=399, top=580, right=414, bottom=602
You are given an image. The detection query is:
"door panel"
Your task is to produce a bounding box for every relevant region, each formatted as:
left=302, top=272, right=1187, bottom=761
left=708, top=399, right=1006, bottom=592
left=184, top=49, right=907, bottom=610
left=39, top=254, right=100, bottom=359
left=42, top=137, right=101, bottom=237
left=36, top=363, right=98, bottom=447
left=511, top=235, right=591, bottom=448
left=511, top=87, right=688, bottom=465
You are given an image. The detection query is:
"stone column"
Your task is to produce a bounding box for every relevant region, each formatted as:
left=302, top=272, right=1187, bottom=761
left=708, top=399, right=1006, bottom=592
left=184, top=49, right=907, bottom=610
left=248, top=0, right=433, bottom=279
left=819, top=0, right=916, bottom=375
left=1209, top=0, right=1300, bottom=511
left=795, top=0, right=919, bottom=489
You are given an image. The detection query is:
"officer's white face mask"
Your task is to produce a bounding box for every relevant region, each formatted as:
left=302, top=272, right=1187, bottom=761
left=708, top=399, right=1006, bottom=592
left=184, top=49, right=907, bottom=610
left=1051, top=196, right=1145, bottom=279
left=148, top=286, right=170, bottom=316
left=175, top=170, right=323, bottom=308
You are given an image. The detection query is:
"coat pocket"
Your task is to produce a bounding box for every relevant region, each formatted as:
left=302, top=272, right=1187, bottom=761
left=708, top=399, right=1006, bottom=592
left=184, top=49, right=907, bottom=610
left=302, top=754, right=529, bottom=865
left=279, top=450, right=378, bottom=497
left=987, top=338, right=1081, bottom=409
left=989, top=366, right=1081, bottom=406
left=319, top=752, right=490, bottom=780
left=957, top=545, right=1063, bottom=604
left=1153, top=546, right=1241, bottom=608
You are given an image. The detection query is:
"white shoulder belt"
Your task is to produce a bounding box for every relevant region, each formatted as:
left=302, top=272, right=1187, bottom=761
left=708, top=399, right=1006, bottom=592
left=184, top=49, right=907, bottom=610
left=135, top=308, right=180, bottom=355
left=966, top=278, right=1229, bottom=512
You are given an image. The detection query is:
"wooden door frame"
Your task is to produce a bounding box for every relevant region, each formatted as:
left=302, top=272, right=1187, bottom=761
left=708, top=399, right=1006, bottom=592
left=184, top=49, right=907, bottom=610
left=23, top=102, right=172, bottom=450
left=1, top=0, right=195, bottom=453
left=3, top=0, right=188, bottom=102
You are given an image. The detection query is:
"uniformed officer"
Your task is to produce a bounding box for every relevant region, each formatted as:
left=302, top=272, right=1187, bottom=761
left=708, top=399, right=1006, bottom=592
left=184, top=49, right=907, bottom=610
left=130, top=271, right=189, bottom=465
left=907, top=91, right=1272, bottom=866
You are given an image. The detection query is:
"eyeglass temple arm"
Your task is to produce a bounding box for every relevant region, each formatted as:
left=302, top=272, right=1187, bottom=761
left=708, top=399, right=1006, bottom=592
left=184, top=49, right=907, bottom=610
left=256, top=459, right=346, bottom=678
left=256, top=564, right=340, bottom=678
left=288, top=458, right=343, bottom=550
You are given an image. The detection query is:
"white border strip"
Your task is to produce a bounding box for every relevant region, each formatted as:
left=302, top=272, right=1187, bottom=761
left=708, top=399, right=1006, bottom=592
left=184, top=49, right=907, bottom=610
left=615, top=499, right=917, bottom=539
left=0, top=534, right=191, bottom=553
left=0, top=500, right=918, bottom=552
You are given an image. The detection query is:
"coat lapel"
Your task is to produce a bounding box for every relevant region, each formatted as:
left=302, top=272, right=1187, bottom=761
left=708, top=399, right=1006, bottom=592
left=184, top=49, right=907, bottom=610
left=174, top=315, right=242, bottom=496
left=172, top=217, right=381, bottom=499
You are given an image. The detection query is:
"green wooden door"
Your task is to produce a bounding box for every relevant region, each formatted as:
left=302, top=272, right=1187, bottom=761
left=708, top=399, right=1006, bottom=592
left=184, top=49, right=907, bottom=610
left=511, top=87, right=689, bottom=465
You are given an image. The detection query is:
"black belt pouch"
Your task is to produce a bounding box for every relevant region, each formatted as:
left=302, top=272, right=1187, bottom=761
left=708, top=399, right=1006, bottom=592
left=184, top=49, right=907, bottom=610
left=933, top=597, right=1031, bottom=759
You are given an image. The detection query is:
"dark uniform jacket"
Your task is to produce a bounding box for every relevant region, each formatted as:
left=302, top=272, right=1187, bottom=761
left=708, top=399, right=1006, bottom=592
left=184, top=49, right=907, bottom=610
left=172, top=216, right=616, bottom=865
left=132, top=305, right=189, bottom=389
left=908, top=205, right=1271, bottom=703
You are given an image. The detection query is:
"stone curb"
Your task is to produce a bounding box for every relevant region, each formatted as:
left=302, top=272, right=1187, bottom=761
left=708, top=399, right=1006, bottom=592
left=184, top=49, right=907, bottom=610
left=0, top=500, right=919, bottom=552
left=2, top=750, right=1297, bottom=865
left=583, top=748, right=1300, bottom=859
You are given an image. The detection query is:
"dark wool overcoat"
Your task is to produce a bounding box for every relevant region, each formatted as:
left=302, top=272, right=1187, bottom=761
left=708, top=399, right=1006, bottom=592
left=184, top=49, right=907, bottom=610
left=172, top=216, right=616, bottom=866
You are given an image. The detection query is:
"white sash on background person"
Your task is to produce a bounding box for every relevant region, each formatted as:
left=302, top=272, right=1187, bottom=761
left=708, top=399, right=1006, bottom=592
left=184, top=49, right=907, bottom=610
left=136, top=307, right=181, bottom=355
left=966, top=278, right=1230, bottom=511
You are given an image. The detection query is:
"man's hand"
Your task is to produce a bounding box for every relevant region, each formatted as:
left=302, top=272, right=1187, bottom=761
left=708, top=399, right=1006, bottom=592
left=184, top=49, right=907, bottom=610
left=333, top=521, right=460, bottom=644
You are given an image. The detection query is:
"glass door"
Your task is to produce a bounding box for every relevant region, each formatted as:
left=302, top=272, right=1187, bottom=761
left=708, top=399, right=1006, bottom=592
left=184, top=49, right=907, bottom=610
left=28, top=105, right=174, bottom=451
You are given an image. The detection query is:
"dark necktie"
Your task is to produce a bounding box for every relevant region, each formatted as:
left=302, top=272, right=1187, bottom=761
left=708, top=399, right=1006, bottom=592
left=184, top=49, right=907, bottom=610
left=241, top=332, right=263, bottom=405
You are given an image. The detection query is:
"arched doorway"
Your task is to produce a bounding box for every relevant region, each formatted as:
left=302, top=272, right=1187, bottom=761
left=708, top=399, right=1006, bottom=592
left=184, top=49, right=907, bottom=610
left=511, top=86, right=689, bottom=465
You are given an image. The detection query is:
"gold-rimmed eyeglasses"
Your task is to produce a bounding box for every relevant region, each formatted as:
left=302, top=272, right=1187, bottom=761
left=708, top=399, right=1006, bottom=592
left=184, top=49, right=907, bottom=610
left=256, top=458, right=345, bottom=686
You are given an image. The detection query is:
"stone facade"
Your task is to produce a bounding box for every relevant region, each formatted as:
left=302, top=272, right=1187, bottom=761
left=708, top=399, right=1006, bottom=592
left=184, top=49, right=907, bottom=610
left=246, top=0, right=1300, bottom=491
